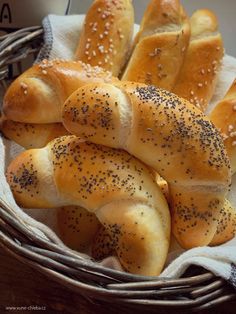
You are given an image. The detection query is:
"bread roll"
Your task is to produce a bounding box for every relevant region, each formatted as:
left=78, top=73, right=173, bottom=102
left=57, top=206, right=100, bottom=252
left=2, top=59, right=118, bottom=124
left=62, top=82, right=231, bottom=248
left=173, top=9, right=224, bottom=111
left=210, top=79, right=236, bottom=174
left=6, top=135, right=170, bottom=276
left=75, top=0, right=134, bottom=77
left=1, top=119, right=69, bottom=149
left=122, top=0, right=190, bottom=90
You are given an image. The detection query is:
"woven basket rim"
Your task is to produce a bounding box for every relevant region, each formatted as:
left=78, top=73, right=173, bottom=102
left=0, top=26, right=236, bottom=312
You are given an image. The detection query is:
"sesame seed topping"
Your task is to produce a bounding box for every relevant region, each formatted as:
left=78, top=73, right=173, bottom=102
left=149, top=48, right=162, bottom=57
left=20, top=82, right=28, bottom=89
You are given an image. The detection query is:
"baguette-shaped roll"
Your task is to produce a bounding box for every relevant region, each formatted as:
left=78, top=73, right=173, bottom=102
left=1, top=119, right=69, bottom=149
left=57, top=206, right=100, bottom=252
left=6, top=135, right=170, bottom=276
left=122, top=0, right=190, bottom=90
left=210, top=79, right=236, bottom=174
left=2, top=59, right=118, bottom=124
left=62, top=82, right=231, bottom=248
left=75, top=0, right=134, bottom=77
left=210, top=200, right=236, bottom=246
left=173, top=10, right=224, bottom=112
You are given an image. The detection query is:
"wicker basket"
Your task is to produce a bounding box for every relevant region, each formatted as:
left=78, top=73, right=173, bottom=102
left=0, top=26, right=236, bottom=313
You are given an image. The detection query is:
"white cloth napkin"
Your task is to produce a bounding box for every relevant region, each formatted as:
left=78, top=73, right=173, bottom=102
left=2, top=14, right=236, bottom=285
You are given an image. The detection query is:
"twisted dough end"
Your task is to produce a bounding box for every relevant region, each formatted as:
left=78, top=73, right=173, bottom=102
left=6, top=136, right=170, bottom=276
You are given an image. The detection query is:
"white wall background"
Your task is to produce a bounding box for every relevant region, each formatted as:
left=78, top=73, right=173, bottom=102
left=70, top=0, right=236, bottom=57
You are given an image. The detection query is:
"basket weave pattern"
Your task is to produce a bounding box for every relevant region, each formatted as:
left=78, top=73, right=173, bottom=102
left=0, top=27, right=236, bottom=312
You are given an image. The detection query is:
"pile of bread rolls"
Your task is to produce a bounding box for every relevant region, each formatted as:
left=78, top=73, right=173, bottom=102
left=2, top=0, right=236, bottom=276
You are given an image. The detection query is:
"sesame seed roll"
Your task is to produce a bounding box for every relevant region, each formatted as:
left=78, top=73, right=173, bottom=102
left=75, top=0, right=134, bottom=77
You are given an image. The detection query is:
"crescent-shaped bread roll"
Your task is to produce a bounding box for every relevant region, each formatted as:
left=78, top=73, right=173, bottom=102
left=62, top=82, right=231, bottom=249
left=173, top=9, right=224, bottom=112
left=75, top=0, right=134, bottom=77
left=2, top=59, right=118, bottom=124
left=122, top=0, right=190, bottom=90
left=210, top=79, right=236, bottom=174
left=6, top=135, right=170, bottom=276
left=1, top=119, right=69, bottom=149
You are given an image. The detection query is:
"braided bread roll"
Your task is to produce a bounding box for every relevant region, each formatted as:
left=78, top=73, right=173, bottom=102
left=62, top=82, right=231, bottom=249
left=210, top=79, right=236, bottom=174
left=2, top=60, right=118, bottom=124
left=173, top=9, right=224, bottom=111
left=75, top=0, right=134, bottom=77
left=6, top=135, right=170, bottom=276
left=122, top=0, right=190, bottom=90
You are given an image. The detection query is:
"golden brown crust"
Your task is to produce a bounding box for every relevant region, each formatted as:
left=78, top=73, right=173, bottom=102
left=2, top=59, right=118, bottom=124
left=62, top=82, right=231, bottom=248
left=75, top=0, right=134, bottom=76
left=1, top=119, right=69, bottom=149
left=210, top=200, right=236, bottom=246
left=122, top=0, right=190, bottom=90
left=210, top=79, right=236, bottom=174
left=57, top=206, right=100, bottom=252
left=173, top=9, right=224, bottom=112
left=6, top=136, right=170, bottom=276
